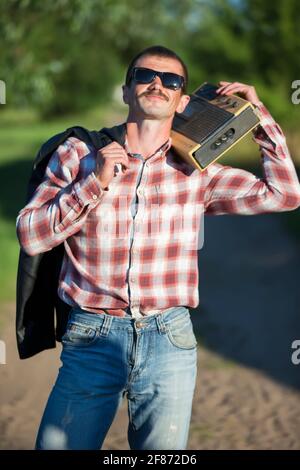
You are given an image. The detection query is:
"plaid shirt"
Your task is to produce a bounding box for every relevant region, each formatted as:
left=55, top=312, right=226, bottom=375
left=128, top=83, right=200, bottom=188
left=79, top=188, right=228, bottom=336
left=16, top=103, right=300, bottom=318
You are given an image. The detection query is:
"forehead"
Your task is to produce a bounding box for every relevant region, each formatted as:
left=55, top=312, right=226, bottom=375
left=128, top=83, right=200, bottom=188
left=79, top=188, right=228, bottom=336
left=135, top=55, right=184, bottom=76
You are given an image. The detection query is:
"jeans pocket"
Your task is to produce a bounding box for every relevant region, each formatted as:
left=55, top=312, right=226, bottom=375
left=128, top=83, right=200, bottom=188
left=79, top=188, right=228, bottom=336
left=166, top=317, right=198, bottom=350
left=61, top=321, right=100, bottom=347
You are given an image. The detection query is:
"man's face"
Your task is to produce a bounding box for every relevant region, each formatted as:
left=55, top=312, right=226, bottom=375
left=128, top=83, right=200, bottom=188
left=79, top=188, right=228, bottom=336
left=123, top=55, right=190, bottom=120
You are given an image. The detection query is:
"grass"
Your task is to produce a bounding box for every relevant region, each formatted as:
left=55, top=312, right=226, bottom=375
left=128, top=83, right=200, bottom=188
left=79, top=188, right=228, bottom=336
left=0, top=219, right=19, bottom=302
left=189, top=423, right=215, bottom=441
left=0, top=103, right=127, bottom=164
left=203, top=352, right=238, bottom=371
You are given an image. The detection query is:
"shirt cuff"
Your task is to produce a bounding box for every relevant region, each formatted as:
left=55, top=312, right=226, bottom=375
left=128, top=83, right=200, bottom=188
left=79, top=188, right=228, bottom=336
left=252, top=102, right=287, bottom=150
left=73, top=172, right=105, bottom=207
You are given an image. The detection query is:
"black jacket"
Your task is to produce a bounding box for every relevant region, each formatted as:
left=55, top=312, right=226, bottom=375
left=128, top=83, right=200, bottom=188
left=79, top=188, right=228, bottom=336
left=16, top=123, right=126, bottom=359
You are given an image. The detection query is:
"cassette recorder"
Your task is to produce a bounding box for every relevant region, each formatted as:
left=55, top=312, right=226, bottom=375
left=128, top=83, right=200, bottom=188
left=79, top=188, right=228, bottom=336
left=171, top=82, right=260, bottom=171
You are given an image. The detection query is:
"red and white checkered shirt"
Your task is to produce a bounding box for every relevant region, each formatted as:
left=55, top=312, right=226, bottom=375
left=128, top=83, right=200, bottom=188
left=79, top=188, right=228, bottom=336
left=16, top=103, right=300, bottom=318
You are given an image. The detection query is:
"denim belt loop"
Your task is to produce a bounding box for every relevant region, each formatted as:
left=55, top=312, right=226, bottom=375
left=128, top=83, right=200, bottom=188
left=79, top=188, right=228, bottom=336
left=155, top=312, right=167, bottom=335
left=99, top=314, right=113, bottom=337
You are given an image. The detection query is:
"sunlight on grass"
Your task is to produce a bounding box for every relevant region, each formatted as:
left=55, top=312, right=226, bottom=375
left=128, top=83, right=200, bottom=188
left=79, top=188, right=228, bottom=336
left=190, top=423, right=215, bottom=441
left=0, top=218, right=18, bottom=302
left=0, top=103, right=127, bottom=164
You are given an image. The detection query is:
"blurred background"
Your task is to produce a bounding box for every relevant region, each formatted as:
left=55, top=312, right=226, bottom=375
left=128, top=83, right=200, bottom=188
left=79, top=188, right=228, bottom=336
left=0, top=0, right=300, bottom=450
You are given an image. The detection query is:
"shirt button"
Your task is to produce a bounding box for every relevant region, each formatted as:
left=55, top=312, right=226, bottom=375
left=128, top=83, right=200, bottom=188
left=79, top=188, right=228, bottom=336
left=136, top=321, right=144, bottom=329
left=92, top=194, right=98, bottom=200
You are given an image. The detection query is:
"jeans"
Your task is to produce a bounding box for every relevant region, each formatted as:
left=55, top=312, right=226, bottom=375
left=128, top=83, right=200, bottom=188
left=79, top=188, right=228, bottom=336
left=35, top=306, right=198, bottom=450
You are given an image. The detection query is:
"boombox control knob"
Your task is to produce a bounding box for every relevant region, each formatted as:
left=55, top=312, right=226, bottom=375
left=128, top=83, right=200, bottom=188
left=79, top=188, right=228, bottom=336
left=216, top=96, right=239, bottom=109
left=211, top=128, right=235, bottom=150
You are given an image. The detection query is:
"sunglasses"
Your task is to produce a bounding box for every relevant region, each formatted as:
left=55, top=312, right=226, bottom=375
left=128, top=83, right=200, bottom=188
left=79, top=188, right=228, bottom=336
left=129, top=67, right=185, bottom=91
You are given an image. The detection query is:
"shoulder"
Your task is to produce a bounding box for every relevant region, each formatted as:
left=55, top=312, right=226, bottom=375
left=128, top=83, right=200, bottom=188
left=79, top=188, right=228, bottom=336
left=53, top=137, right=96, bottom=167
left=61, top=136, right=93, bottom=157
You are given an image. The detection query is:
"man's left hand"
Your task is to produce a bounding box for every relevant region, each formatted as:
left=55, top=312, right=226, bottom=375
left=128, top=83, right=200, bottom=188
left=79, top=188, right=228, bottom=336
left=217, top=81, right=261, bottom=106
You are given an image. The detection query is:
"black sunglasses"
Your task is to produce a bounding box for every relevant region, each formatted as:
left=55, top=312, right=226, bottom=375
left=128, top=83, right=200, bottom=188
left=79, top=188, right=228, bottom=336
left=130, top=67, right=185, bottom=91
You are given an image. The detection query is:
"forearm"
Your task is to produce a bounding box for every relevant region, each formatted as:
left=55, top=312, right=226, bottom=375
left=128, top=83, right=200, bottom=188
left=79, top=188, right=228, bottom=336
left=249, top=102, right=300, bottom=210
left=17, top=171, right=103, bottom=256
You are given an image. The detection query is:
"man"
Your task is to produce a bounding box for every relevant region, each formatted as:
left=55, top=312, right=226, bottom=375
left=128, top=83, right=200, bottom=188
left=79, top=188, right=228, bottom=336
left=16, top=45, right=300, bottom=450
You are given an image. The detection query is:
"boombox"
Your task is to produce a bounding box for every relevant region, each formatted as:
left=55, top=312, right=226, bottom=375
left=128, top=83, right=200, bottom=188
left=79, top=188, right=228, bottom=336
left=171, top=82, right=260, bottom=171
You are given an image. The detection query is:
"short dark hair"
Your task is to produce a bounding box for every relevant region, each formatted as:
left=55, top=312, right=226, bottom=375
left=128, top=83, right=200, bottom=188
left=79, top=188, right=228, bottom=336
left=125, top=45, right=188, bottom=93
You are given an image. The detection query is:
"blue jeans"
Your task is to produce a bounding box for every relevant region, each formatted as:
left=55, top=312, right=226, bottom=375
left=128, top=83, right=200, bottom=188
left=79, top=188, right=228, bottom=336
left=35, top=306, right=198, bottom=450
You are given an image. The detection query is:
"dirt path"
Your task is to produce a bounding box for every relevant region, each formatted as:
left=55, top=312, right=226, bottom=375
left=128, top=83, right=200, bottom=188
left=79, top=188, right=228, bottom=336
left=1, top=213, right=300, bottom=449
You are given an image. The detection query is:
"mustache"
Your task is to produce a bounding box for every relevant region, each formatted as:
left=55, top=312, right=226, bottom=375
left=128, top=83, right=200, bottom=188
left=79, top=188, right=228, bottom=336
left=139, top=90, right=169, bottom=101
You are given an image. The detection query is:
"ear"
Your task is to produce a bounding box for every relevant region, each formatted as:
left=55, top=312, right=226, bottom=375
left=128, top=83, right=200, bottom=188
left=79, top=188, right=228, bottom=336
left=122, top=85, right=129, bottom=105
left=176, top=94, right=190, bottom=113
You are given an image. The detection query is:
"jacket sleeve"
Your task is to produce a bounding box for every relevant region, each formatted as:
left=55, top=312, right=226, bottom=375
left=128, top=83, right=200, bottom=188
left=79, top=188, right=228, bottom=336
left=16, top=137, right=105, bottom=255
left=204, top=103, right=300, bottom=215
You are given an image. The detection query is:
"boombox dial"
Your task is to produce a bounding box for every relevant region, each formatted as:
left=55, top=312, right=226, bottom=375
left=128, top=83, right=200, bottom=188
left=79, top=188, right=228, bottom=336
left=216, top=96, right=239, bottom=109
left=211, top=128, right=235, bottom=150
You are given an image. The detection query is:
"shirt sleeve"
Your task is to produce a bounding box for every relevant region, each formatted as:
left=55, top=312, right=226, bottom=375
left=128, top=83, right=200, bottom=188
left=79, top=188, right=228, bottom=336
left=16, top=137, right=105, bottom=255
left=204, top=102, right=300, bottom=215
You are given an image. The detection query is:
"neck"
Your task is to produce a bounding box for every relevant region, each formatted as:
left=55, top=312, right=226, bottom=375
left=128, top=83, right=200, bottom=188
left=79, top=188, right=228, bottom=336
left=126, top=117, right=172, bottom=159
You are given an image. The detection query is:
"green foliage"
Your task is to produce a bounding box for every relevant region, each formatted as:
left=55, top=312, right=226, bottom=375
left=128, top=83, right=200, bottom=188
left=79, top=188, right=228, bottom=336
left=1, top=0, right=299, bottom=124
left=0, top=0, right=123, bottom=116
left=0, top=0, right=182, bottom=117
left=183, top=0, right=300, bottom=126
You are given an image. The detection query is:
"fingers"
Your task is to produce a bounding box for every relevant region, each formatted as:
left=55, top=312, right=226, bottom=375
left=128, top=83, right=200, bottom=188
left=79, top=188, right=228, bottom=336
left=217, top=81, right=252, bottom=96
left=112, top=157, right=130, bottom=171
left=217, top=81, right=243, bottom=94
left=98, top=141, right=128, bottom=157
left=97, top=142, right=130, bottom=169
left=216, top=81, right=260, bottom=105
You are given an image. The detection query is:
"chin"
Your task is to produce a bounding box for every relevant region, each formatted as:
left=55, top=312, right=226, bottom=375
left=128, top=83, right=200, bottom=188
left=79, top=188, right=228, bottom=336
left=140, top=106, right=170, bottom=120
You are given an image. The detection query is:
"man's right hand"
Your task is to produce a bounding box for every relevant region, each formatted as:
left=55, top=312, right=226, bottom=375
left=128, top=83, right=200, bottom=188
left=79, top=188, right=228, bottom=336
left=96, top=142, right=130, bottom=190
